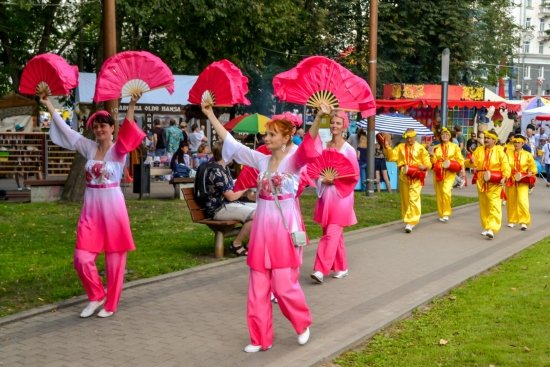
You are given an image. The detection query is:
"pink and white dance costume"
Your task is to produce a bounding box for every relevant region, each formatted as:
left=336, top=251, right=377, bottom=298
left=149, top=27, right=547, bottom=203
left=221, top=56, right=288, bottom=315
left=313, top=143, right=359, bottom=277
left=49, top=112, right=145, bottom=314
left=222, top=133, right=321, bottom=350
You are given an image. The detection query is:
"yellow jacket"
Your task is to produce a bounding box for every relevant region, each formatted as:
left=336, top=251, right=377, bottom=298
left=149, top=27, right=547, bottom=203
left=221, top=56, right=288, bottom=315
left=385, top=141, right=431, bottom=173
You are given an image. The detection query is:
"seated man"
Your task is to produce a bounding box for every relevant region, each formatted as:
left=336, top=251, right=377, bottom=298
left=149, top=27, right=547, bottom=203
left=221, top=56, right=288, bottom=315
left=204, top=141, right=256, bottom=256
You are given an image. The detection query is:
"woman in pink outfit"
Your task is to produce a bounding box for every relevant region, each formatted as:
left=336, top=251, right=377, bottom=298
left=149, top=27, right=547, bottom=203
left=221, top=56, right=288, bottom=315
left=310, top=110, right=359, bottom=284
left=201, top=102, right=326, bottom=353
left=41, top=94, right=145, bottom=318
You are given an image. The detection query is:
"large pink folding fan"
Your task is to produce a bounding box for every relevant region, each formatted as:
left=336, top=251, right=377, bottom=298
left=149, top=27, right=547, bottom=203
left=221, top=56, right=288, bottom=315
left=19, top=53, right=79, bottom=96
left=188, top=59, right=250, bottom=107
left=273, top=56, right=376, bottom=118
left=307, top=150, right=358, bottom=197
left=93, top=51, right=174, bottom=103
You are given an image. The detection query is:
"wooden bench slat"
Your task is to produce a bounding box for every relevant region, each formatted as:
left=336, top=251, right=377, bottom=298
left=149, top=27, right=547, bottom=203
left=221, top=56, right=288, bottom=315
left=181, top=187, right=243, bottom=258
left=24, top=179, right=66, bottom=186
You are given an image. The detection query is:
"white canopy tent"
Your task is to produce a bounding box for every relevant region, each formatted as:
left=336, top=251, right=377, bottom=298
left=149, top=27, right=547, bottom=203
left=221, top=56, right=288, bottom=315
left=521, top=104, right=550, bottom=132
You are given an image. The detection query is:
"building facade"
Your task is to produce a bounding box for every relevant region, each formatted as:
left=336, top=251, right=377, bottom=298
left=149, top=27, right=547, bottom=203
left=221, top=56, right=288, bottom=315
left=513, top=0, right=550, bottom=97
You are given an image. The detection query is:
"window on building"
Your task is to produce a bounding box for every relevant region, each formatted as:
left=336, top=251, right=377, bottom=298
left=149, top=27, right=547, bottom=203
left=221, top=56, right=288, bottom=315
left=523, top=41, right=531, bottom=53
left=540, top=43, right=544, bottom=54
left=525, top=66, right=531, bottom=80
left=527, top=0, right=532, bottom=7
left=526, top=17, right=531, bottom=28
left=540, top=19, right=545, bottom=32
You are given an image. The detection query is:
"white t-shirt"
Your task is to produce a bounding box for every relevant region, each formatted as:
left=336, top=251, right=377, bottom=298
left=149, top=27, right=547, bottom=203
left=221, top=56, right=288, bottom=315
left=189, top=131, right=205, bottom=152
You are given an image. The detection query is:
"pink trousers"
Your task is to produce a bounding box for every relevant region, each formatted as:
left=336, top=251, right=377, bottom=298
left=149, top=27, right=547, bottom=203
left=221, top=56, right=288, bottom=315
left=73, top=249, right=127, bottom=312
left=247, top=267, right=312, bottom=349
left=313, top=224, right=347, bottom=275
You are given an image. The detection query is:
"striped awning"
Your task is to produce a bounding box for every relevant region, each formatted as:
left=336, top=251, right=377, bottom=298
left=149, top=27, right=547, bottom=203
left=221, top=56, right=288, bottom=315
left=357, top=113, right=433, bottom=136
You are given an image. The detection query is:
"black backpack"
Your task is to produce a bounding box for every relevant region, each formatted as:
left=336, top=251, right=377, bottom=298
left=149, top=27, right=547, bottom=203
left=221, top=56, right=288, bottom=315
left=193, top=161, right=220, bottom=205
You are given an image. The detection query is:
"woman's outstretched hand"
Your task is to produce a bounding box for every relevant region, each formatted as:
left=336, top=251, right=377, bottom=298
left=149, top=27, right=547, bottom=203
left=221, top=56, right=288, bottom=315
left=317, top=102, right=332, bottom=118
left=201, top=101, right=214, bottom=118
left=130, top=92, right=142, bottom=104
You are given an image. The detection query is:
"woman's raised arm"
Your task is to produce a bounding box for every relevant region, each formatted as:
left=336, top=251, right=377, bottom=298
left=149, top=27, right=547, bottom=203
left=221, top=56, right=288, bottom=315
left=201, top=102, right=228, bottom=140
left=308, top=103, right=332, bottom=139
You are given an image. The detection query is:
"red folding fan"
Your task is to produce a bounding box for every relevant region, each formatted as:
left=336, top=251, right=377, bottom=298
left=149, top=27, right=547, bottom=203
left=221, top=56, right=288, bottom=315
left=307, top=150, right=358, bottom=196
left=188, top=59, right=250, bottom=107
left=19, top=53, right=79, bottom=96
left=233, top=144, right=270, bottom=191
left=273, top=56, right=376, bottom=118
left=93, top=51, right=174, bottom=103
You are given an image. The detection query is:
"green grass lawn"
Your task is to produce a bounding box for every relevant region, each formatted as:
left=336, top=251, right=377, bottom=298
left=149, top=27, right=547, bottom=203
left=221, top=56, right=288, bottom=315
left=0, top=192, right=475, bottom=317
left=332, top=239, right=550, bottom=367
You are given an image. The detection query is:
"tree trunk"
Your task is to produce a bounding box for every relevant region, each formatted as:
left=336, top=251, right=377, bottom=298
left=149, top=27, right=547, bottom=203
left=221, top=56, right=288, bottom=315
left=60, top=153, right=87, bottom=202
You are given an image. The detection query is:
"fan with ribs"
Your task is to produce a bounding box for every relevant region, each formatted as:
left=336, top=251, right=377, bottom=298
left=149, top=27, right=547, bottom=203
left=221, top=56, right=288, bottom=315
left=307, top=150, right=358, bottom=197
left=273, top=56, right=375, bottom=118
left=93, top=51, right=174, bottom=102
left=19, top=53, right=79, bottom=96
left=188, top=59, right=250, bottom=107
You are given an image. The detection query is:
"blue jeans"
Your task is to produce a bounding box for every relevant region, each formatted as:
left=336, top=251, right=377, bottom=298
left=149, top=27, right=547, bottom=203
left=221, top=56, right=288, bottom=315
left=359, top=162, right=367, bottom=191
left=545, top=163, right=550, bottom=182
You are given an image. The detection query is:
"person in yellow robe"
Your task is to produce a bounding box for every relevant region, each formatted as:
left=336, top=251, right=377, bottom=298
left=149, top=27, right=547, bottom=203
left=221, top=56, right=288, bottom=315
left=384, top=128, right=431, bottom=233
left=471, top=129, right=511, bottom=239
left=505, top=134, right=537, bottom=230
left=431, top=127, right=465, bottom=222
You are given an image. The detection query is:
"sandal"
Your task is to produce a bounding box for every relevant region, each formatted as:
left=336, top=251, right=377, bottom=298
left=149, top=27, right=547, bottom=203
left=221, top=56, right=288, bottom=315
left=229, top=243, right=248, bottom=256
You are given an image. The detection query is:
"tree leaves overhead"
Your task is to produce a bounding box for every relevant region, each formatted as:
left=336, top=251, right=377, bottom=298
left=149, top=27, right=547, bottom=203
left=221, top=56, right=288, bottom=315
left=0, top=0, right=520, bottom=99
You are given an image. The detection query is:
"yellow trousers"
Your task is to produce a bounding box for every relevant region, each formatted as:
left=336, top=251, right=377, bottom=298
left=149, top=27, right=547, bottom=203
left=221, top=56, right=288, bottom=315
left=399, top=175, right=422, bottom=225
left=505, top=184, right=531, bottom=225
left=478, top=183, right=503, bottom=233
left=433, top=174, right=455, bottom=218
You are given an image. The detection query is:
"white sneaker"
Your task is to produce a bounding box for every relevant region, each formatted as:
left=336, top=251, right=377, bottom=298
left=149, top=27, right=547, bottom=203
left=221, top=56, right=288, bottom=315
left=297, top=327, right=310, bottom=345
left=310, top=271, right=323, bottom=284
left=405, top=224, right=413, bottom=233
left=438, top=217, right=446, bottom=223
left=244, top=344, right=271, bottom=353
left=486, top=230, right=494, bottom=239
left=332, top=270, right=349, bottom=279
left=79, top=299, right=105, bottom=318
left=442, top=216, right=449, bottom=222
left=270, top=292, right=278, bottom=303
left=97, top=308, right=114, bottom=318
left=481, top=230, right=488, bottom=236
left=507, top=223, right=515, bottom=228
left=520, top=224, right=527, bottom=231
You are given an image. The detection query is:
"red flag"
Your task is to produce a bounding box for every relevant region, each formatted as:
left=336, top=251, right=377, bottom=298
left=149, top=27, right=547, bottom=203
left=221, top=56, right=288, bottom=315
left=498, top=78, right=505, bottom=99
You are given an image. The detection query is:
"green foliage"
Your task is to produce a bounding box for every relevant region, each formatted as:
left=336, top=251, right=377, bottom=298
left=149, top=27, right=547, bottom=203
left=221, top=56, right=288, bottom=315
left=0, top=0, right=520, bottom=98
left=334, top=239, right=550, bottom=366
left=376, top=0, right=519, bottom=86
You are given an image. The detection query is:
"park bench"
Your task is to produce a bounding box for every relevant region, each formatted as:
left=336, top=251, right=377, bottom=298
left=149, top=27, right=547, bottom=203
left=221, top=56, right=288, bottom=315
left=169, top=177, right=194, bottom=199
left=181, top=187, right=242, bottom=258
left=24, top=179, right=65, bottom=202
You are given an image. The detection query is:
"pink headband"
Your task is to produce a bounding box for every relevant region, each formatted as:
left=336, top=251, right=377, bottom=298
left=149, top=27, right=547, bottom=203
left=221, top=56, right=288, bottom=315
left=333, top=110, right=349, bottom=128
left=271, top=112, right=302, bottom=128
left=86, top=110, right=111, bottom=128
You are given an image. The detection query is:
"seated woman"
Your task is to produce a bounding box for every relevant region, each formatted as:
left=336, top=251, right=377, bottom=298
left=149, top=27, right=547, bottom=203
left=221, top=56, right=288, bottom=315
left=192, top=143, right=212, bottom=168
left=170, top=141, right=193, bottom=178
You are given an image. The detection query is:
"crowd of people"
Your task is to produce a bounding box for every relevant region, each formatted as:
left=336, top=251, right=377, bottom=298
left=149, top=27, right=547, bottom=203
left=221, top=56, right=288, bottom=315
left=42, top=94, right=545, bottom=354
left=143, top=118, right=212, bottom=179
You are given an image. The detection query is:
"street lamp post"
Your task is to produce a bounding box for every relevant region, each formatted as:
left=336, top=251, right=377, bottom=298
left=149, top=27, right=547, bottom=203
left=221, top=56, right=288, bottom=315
left=441, top=48, right=450, bottom=128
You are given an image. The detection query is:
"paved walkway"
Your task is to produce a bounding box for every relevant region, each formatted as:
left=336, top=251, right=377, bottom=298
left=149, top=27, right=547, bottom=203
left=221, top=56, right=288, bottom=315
left=1, top=175, right=550, bottom=367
